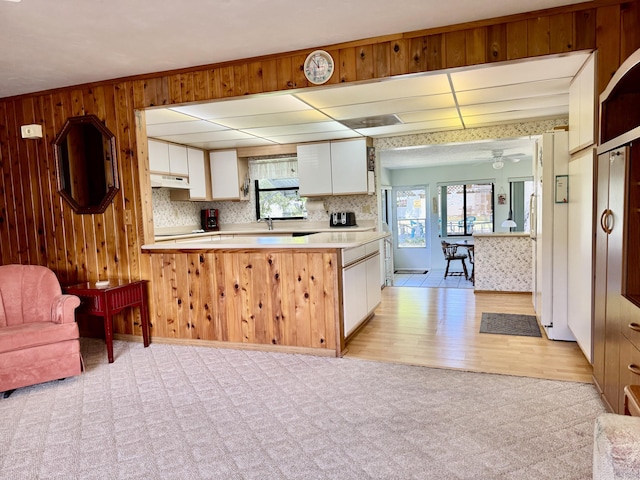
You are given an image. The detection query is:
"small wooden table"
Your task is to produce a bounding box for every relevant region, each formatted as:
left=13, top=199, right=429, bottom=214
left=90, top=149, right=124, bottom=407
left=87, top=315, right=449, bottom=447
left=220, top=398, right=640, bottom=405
left=65, top=279, right=150, bottom=363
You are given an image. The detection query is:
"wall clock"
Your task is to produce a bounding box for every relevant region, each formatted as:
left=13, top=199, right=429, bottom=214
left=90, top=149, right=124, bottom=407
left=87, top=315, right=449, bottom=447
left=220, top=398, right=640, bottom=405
left=303, top=50, right=334, bottom=85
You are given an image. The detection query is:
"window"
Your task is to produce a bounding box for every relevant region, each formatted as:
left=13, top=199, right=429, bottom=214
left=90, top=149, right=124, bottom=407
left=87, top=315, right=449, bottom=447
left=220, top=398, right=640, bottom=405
left=439, top=183, right=494, bottom=236
left=255, top=178, right=307, bottom=220
left=396, top=188, right=427, bottom=248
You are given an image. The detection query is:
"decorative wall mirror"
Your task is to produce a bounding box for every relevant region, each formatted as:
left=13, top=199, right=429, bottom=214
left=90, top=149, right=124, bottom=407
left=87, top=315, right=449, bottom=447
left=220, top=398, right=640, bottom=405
left=54, top=114, right=119, bottom=214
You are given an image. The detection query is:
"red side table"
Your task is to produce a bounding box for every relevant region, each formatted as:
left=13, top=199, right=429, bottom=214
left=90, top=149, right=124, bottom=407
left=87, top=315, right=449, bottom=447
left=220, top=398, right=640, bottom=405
left=65, top=279, right=150, bottom=363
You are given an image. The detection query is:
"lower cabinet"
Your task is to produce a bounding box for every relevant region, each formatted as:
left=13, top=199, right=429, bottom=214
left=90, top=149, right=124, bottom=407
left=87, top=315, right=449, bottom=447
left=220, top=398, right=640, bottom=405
left=342, top=242, right=381, bottom=338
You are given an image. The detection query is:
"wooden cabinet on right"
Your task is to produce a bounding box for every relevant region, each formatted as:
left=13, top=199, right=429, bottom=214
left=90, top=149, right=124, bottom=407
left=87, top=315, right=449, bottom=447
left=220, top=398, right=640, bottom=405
left=594, top=47, right=640, bottom=414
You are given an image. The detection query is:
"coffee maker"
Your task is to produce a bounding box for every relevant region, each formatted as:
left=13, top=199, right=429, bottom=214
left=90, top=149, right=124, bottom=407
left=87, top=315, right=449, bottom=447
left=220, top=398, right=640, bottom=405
left=201, top=209, right=219, bottom=231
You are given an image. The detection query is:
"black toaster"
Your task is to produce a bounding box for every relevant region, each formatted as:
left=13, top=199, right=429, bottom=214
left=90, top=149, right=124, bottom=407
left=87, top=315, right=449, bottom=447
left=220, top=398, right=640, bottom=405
left=330, top=211, right=357, bottom=227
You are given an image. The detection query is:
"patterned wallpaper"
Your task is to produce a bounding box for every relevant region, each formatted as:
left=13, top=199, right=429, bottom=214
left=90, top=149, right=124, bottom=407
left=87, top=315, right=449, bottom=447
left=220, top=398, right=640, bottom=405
left=474, top=235, right=532, bottom=292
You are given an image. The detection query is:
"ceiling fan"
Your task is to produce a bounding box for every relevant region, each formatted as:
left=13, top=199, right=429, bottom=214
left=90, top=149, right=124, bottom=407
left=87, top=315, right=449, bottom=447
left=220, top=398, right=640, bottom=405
left=475, top=150, right=527, bottom=169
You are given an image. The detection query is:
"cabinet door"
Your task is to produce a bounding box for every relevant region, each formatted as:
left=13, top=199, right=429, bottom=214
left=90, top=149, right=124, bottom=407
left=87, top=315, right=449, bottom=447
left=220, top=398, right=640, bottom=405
left=330, top=139, right=368, bottom=194
left=297, top=142, right=332, bottom=196
left=187, top=148, right=207, bottom=199
left=168, top=144, right=189, bottom=176
left=568, top=54, right=596, bottom=153
left=343, top=261, right=368, bottom=337
left=210, top=150, right=240, bottom=200
left=148, top=139, right=170, bottom=174
left=366, top=253, right=381, bottom=313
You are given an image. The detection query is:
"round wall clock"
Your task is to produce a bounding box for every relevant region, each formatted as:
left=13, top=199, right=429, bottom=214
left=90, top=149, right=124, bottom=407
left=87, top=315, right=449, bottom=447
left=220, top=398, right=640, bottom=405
left=303, top=50, right=334, bottom=85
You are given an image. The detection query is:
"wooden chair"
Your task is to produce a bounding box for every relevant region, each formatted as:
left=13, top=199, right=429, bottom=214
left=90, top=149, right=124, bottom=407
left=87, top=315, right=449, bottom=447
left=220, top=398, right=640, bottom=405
left=466, top=245, right=475, bottom=285
left=441, top=241, right=468, bottom=279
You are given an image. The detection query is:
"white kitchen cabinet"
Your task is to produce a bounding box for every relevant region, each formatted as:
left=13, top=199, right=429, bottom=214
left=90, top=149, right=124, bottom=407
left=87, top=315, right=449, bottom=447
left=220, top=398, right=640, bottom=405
left=330, top=139, right=368, bottom=194
left=297, top=142, right=333, bottom=195
left=149, top=139, right=189, bottom=176
left=297, top=138, right=371, bottom=196
left=170, top=148, right=210, bottom=201
left=568, top=53, right=596, bottom=153
left=209, top=149, right=249, bottom=201
left=341, top=240, right=381, bottom=338
left=343, top=260, right=368, bottom=337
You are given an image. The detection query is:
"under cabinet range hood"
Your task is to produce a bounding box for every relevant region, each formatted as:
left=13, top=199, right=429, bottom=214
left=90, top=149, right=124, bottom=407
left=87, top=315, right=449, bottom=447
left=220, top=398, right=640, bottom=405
left=150, top=173, right=190, bottom=189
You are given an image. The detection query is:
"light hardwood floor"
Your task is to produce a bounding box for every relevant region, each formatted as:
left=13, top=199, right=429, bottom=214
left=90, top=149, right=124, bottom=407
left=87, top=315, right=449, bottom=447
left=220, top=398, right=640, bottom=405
left=344, top=286, right=593, bottom=383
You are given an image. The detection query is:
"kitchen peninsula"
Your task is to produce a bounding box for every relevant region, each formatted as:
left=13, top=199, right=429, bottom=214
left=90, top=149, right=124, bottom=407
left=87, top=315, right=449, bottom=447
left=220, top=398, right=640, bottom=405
left=142, top=231, right=389, bottom=357
left=473, top=232, right=532, bottom=292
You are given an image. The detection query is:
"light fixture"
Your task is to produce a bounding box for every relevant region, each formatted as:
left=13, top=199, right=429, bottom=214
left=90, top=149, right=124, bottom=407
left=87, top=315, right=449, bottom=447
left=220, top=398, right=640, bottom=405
left=501, top=217, right=517, bottom=228
left=492, top=159, right=504, bottom=169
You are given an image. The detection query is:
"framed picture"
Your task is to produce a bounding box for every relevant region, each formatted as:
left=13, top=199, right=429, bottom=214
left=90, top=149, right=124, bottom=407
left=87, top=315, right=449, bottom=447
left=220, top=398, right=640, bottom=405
left=555, top=175, right=568, bottom=203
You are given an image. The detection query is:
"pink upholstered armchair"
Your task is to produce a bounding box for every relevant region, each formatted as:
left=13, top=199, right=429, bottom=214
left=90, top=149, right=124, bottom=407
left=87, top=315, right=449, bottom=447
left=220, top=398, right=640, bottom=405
left=0, top=264, right=82, bottom=396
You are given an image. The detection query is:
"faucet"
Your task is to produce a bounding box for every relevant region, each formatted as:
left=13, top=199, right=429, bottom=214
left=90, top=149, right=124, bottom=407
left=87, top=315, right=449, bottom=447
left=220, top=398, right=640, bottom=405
left=258, top=216, right=273, bottom=230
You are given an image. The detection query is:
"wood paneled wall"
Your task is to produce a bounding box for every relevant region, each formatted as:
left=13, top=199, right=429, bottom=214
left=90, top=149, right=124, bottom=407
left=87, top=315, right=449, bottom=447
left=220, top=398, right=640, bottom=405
left=144, top=249, right=341, bottom=353
left=0, top=0, right=639, bottom=337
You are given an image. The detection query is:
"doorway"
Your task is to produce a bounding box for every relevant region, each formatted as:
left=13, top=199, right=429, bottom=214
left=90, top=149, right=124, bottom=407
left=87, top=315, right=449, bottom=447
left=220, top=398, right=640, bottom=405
left=392, top=186, right=429, bottom=273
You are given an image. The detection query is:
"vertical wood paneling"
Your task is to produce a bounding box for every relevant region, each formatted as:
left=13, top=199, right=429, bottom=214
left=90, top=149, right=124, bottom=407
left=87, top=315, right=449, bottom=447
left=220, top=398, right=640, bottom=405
left=506, top=20, right=528, bottom=59
left=192, top=71, right=209, bottom=102
left=550, top=12, right=574, bottom=52
left=339, top=47, right=357, bottom=83
left=233, top=64, right=250, bottom=96
left=425, top=34, right=445, bottom=71
left=291, top=54, right=308, bottom=90
left=390, top=39, right=410, bottom=76
left=276, top=57, right=294, bottom=90
left=596, top=4, right=622, bottom=94
left=466, top=28, right=487, bottom=65
left=373, top=42, right=391, bottom=79
left=409, top=37, right=428, bottom=73
left=247, top=61, right=264, bottom=94
left=445, top=30, right=466, bottom=68
left=575, top=9, right=596, bottom=50
left=0, top=103, right=16, bottom=265
left=527, top=16, right=551, bottom=56
left=486, top=24, right=507, bottom=63
left=175, top=254, right=190, bottom=338
left=356, top=45, right=375, bottom=81
left=261, top=59, right=278, bottom=92
left=621, top=1, right=640, bottom=61
left=325, top=49, right=341, bottom=85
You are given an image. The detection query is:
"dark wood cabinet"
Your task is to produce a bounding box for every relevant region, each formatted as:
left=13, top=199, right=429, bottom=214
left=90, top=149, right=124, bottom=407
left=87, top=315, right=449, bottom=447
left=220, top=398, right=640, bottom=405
left=594, top=46, right=640, bottom=414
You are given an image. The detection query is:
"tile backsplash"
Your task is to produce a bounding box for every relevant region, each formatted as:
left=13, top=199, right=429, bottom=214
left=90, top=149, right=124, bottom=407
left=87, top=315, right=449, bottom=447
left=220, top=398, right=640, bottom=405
left=151, top=187, right=377, bottom=229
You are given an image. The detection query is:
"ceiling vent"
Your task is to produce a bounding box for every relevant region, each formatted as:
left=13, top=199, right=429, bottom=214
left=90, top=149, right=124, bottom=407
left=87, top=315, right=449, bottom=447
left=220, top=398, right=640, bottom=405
left=339, top=114, right=403, bottom=130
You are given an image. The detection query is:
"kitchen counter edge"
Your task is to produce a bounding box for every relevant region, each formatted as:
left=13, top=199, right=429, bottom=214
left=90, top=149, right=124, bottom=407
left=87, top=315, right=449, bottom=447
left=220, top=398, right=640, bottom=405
left=142, top=231, right=390, bottom=251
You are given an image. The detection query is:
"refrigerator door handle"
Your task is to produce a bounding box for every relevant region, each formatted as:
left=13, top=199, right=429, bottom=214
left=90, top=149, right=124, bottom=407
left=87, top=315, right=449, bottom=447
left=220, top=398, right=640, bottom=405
left=529, top=193, right=537, bottom=240
left=600, top=209, right=613, bottom=234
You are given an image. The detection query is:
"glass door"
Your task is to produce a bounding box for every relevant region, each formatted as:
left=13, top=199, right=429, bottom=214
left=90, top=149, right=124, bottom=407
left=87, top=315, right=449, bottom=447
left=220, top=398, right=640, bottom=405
left=393, top=186, right=429, bottom=272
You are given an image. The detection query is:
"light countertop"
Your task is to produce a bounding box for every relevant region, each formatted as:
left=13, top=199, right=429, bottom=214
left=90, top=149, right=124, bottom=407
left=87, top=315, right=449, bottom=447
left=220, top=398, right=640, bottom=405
left=143, top=231, right=390, bottom=251
left=473, top=232, right=531, bottom=238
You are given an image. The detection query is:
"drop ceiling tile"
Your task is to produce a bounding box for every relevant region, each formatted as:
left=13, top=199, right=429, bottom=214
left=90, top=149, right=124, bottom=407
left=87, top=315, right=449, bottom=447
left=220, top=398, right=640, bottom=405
left=146, top=120, right=227, bottom=137
left=459, top=94, right=568, bottom=117
left=214, top=110, right=331, bottom=129
left=455, top=78, right=571, bottom=105
left=295, top=73, right=451, bottom=108
left=397, top=107, right=461, bottom=123
left=322, top=94, right=456, bottom=120
left=268, top=130, right=362, bottom=145
left=463, top=105, right=569, bottom=127
left=243, top=121, right=349, bottom=138
left=450, top=52, right=591, bottom=91
left=155, top=129, right=256, bottom=144
left=169, top=94, right=311, bottom=119
left=192, top=138, right=277, bottom=150
left=144, top=108, right=199, bottom=125
left=354, top=118, right=463, bottom=136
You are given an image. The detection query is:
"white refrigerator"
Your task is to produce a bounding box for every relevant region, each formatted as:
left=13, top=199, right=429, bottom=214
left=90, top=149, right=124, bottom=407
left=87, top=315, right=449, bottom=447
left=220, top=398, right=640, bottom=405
left=531, top=131, right=575, bottom=341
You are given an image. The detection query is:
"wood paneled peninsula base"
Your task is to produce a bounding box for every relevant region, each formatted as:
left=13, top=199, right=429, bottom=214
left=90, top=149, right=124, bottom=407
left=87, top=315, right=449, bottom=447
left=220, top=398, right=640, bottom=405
left=65, top=280, right=150, bottom=363
left=142, top=231, right=388, bottom=357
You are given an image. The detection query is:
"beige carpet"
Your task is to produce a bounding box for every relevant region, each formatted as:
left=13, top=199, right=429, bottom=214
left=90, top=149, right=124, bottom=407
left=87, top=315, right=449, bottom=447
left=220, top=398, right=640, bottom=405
left=0, top=338, right=604, bottom=479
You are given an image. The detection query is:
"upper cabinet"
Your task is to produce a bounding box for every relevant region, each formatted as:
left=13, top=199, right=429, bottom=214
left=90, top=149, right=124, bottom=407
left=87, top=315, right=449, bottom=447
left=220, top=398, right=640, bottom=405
left=170, top=147, right=211, bottom=201
left=297, top=138, right=372, bottom=196
left=209, top=149, right=249, bottom=201
left=568, top=53, right=596, bottom=153
left=149, top=139, right=189, bottom=176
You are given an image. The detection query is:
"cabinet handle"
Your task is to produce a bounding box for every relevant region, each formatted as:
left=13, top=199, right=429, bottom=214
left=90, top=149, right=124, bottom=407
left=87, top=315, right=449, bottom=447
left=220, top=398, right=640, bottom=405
left=629, top=323, right=640, bottom=332
left=628, top=364, right=640, bottom=376
left=600, top=209, right=613, bottom=234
